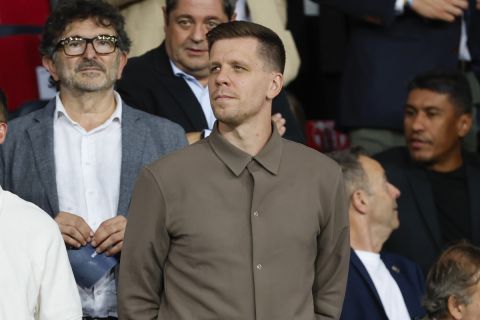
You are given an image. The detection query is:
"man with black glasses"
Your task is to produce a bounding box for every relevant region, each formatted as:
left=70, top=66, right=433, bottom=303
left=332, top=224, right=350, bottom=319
left=0, top=0, right=187, bottom=318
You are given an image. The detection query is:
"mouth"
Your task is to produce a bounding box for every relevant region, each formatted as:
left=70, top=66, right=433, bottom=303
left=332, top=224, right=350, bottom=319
left=213, top=93, right=235, bottom=101
left=408, top=137, right=431, bottom=150
left=78, top=67, right=103, bottom=72
left=186, top=47, right=208, bottom=56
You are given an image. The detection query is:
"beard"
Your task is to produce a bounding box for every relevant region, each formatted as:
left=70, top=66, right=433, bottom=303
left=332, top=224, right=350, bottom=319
left=59, top=57, right=118, bottom=93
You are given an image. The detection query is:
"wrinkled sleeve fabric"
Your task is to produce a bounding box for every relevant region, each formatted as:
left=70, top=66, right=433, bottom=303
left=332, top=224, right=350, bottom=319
left=118, top=167, right=170, bottom=319
left=313, top=170, right=350, bottom=320
left=38, top=217, right=82, bottom=320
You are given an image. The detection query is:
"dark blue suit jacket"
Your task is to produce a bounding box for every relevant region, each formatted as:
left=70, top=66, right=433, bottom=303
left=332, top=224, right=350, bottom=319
left=340, top=250, right=425, bottom=320
left=324, top=0, right=463, bottom=131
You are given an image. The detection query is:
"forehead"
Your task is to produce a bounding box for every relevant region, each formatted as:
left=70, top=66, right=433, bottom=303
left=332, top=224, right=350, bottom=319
left=61, top=18, right=116, bottom=38
left=406, top=89, right=456, bottom=112
left=210, top=37, right=260, bottom=61
left=170, top=0, right=228, bottom=20
left=358, top=155, right=384, bottom=180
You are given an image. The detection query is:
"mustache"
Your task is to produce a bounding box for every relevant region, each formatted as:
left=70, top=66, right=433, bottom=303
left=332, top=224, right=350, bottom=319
left=76, top=59, right=106, bottom=72
left=409, top=134, right=433, bottom=144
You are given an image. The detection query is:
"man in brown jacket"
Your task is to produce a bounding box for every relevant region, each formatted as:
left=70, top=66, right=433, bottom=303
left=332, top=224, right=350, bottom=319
left=118, top=21, right=349, bottom=320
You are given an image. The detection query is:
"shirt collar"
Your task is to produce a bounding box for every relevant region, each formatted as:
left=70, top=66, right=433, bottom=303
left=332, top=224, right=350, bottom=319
left=170, top=59, right=203, bottom=84
left=208, top=122, right=283, bottom=176
left=53, top=91, right=123, bottom=126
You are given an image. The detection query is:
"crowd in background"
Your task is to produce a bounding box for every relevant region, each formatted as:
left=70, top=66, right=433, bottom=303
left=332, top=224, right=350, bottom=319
left=1, top=0, right=480, bottom=320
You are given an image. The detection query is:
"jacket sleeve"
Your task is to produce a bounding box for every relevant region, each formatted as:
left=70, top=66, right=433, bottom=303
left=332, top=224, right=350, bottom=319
left=313, top=169, right=350, bottom=319
left=318, top=0, right=398, bottom=26
left=117, top=167, right=170, bottom=319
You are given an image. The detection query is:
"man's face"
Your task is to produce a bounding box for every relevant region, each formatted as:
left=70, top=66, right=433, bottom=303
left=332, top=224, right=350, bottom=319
left=360, top=156, right=401, bottom=233
left=42, top=18, right=127, bottom=93
left=164, top=0, right=230, bottom=83
left=404, top=89, right=471, bottom=171
left=208, top=37, right=283, bottom=128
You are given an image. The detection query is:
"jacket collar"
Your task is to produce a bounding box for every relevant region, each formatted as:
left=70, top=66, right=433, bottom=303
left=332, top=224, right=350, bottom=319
left=208, top=123, right=283, bottom=177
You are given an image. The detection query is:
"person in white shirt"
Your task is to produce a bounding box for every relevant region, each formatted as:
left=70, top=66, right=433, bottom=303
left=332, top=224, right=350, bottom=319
left=0, top=1, right=187, bottom=318
left=0, top=89, right=82, bottom=320
left=329, top=147, right=426, bottom=320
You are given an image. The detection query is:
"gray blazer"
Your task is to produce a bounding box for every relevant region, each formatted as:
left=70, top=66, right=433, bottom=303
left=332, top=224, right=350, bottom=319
left=0, top=99, right=187, bottom=218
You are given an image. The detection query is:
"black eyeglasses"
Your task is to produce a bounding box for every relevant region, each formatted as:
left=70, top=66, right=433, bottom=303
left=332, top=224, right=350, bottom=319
left=55, top=35, right=118, bottom=56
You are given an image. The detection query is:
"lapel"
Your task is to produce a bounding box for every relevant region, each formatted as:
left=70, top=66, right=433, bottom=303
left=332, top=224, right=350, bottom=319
left=153, top=44, right=208, bottom=131
left=381, top=253, right=415, bottom=316
left=25, top=100, right=59, bottom=214
left=117, top=104, right=147, bottom=216
left=350, top=250, right=387, bottom=316
left=465, top=155, right=480, bottom=244
left=405, top=164, right=442, bottom=248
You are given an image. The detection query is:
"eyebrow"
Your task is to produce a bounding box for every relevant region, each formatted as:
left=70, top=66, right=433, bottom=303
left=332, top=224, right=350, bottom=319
left=405, top=104, right=443, bottom=111
left=175, top=14, right=224, bottom=21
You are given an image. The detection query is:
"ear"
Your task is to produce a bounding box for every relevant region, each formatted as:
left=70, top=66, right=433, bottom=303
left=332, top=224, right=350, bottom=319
left=457, top=113, right=473, bottom=138
left=266, top=72, right=283, bottom=100
left=0, top=122, right=8, bottom=144
left=351, top=189, right=369, bottom=215
left=447, top=295, right=464, bottom=320
left=42, top=56, right=60, bottom=81
left=116, top=51, right=129, bottom=80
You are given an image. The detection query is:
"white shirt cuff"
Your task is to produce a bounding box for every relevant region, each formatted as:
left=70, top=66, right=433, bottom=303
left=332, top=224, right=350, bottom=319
left=394, top=0, right=405, bottom=14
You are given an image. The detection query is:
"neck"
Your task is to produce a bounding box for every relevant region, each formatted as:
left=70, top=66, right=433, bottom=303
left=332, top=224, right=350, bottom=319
left=218, top=117, right=272, bottom=156
left=197, top=75, right=208, bottom=87
left=350, top=214, right=389, bottom=253
left=58, top=88, right=117, bottom=132
left=428, top=146, right=463, bottom=172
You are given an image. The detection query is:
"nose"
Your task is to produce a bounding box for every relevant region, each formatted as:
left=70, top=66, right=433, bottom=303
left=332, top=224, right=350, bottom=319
left=213, top=67, right=230, bottom=87
left=190, top=23, right=207, bottom=43
left=410, top=113, right=425, bottom=132
left=83, top=42, right=97, bottom=59
left=388, top=182, right=401, bottom=199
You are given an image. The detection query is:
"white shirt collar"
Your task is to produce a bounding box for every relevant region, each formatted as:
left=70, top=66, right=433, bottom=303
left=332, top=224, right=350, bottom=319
left=169, top=60, right=203, bottom=85
left=53, top=91, right=123, bottom=129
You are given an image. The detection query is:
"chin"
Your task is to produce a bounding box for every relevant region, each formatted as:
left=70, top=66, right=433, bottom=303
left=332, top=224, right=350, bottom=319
left=409, top=150, right=435, bottom=165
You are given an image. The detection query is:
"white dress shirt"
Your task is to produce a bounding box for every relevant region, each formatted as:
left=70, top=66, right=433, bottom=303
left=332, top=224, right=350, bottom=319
left=170, top=60, right=216, bottom=131
left=356, top=250, right=411, bottom=320
left=0, top=186, right=82, bottom=320
left=53, top=93, right=122, bottom=317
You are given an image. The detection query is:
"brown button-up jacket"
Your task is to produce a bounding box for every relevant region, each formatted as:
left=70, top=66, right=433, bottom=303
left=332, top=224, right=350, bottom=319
left=118, top=126, right=350, bottom=320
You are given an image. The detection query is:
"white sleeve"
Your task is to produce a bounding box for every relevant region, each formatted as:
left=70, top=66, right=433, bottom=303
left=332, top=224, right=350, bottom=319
left=37, top=220, right=82, bottom=320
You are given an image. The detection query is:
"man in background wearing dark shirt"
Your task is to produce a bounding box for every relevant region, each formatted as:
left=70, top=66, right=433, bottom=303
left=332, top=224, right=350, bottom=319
left=375, top=69, right=480, bottom=274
